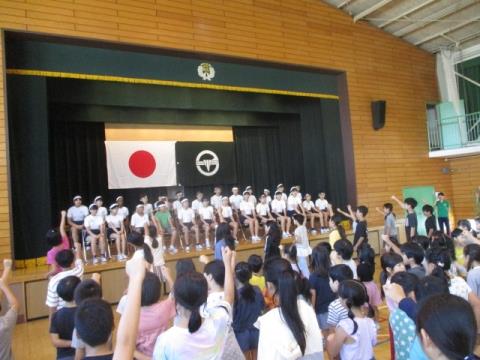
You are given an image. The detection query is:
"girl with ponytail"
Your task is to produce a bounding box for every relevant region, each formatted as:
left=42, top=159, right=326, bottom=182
left=127, top=231, right=154, bottom=266
left=326, top=280, right=377, bottom=360
left=153, top=247, right=236, bottom=359
left=329, top=214, right=347, bottom=247
left=144, top=219, right=165, bottom=281
left=256, top=258, right=323, bottom=359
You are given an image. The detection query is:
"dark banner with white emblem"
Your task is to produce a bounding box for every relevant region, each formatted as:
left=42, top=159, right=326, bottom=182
left=175, top=142, right=237, bottom=186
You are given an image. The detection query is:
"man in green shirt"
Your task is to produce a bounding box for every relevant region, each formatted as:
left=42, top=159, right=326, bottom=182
left=435, top=192, right=450, bottom=235
left=155, top=202, right=178, bottom=254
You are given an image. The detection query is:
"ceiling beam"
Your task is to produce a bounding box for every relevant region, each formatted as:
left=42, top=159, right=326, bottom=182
left=414, top=16, right=480, bottom=45
left=378, top=0, right=436, bottom=28
left=353, top=0, right=394, bottom=22
left=393, top=0, right=477, bottom=37
left=337, top=0, right=353, bottom=9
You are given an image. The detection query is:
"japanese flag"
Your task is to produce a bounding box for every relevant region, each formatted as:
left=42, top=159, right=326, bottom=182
left=105, top=141, right=177, bottom=189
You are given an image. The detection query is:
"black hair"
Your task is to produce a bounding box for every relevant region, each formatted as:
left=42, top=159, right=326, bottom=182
left=235, top=262, right=255, bottom=302
left=55, top=250, right=75, bottom=268
left=174, top=272, right=208, bottom=333
left=147, top=225, right=159, bottom=249
left=317, top=242, right=332, bottom=254
left=414, top=275, right=449, bottom=302
left=457, top=219, right=472, bottom=231
left=422, top=204, right=434, bottom=214
left=216, top=223, right=236, bottom=251
left=430, top=232, right=456, bottom=261
left=74, top=279, right=103, bottom=305
left=334, top=239, right=353, bottom=261
left=175, top=259, right=196, bottom=279
left=413, top=235, right=430, bottom=251
left=139, top=193, right=147, bottom=199
left=451, top=228, right=463, bottom=239
left=127, top=232, right=153, bottom=264
left=266, top=221, right=282, bottom=240
left=264, top=258, right=306, bottom=355
left=284, top=244, right=302, bottom=277
left=404, top=197, right=418, bottom=209
left=357, top=205, right=368, bottom=217
left=247, top=254, right=263, bottom=273
left=401, top=242, right=425, bottom=265
left=464, top=244, right=480, bottom=271
left=57, top=276, right=81, bottom=302
left=391, top=271, right=419, bottom=295
left=338, top=280, right=369, bottom=335
left=329, top=264, right=354, bottom=283
left=438, top=192, right=445, bottom=196
left=75, top=299, right=114, bottom=347
left=380, top=252, right=404, bottom=286
left=416, top=294, right=477, bottom=360
left=141, top=272, right=161, bottom=306
left=331, top=215, right=347, bottom=239
left=293, top=214, right=305, bottom=225
left=425, top=247, right=452, bottom=286
left=310, top=244, right=331, bottom=278
left=46, top=229, right=62, bottom=247
left=357, top=243, right=375, bottom=267
left=357, top=263, right=374, bottom=282
left=383, top=203, right=393, bottom=213
left=204, top=260, right=225, bottom=288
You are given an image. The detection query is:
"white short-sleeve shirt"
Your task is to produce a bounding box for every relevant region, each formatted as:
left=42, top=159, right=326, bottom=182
left=67, top=206, right=89, bottom=222
left=315, top=199, right=329, bottom=210
left=84, top=215, right=104, bottom=230
left=221, top=206, right=233, bottom=219
left=178, top=208, right=195, bottom=223
left=106, top=214, right=123, bottom=229
left=118, top=206, right=129, bottom=220
left=97, top=206, right=108, bottom=219
left=131, top=213, right=150, bottom=228
left=229, top=195, right=243, bottom=210
left=270, top=199, right=286, bottom=214
left=287, top=196, right=301, bottom=211
left=192, top=199, right=203, bottom=213
left=303, top=200, right=315, bottom=211
left=240, top=201, right=254, bottom=216
left=210, top=195, right=223, bottom=209
left=256, top=203, right=270, bottom=217
left=46, top=259, right=84, bottom=310
left=199, top=206, right=214, bottom=221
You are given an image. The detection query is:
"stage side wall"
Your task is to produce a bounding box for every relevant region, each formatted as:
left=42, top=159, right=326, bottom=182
left=0, top=0, right=454, bottom=260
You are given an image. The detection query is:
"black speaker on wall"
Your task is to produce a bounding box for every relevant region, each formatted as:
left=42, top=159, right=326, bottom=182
left=372, top=100, right=386, bottom=130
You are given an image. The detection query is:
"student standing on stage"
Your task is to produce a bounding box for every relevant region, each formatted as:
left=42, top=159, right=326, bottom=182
left=315, top=192, right=330, bottom=233
left=84, top=204, right=107, bottom=264
left=303, top=193, right=322, bottom=234
left=199, top=198, right=216, bottom=249
left=391, top=195, right=418, bottom=241
left=131, top=204, right=150, bottom=234
left=240, top=191, right=260, bottom=243
left=155, top=202, right=178, bottom=254
left=287, top=187, right=304, bottom=218
left=256, top=194, right=274, bottom=224
left=178, top=198, right=201, bottom=252
left=106, top=204, right=127, bottom=261
left=423, top=204, right=437, bottom=239
left=271, top=191, right=292, bottom=238
left=436, top=192, right=451, bottom=235
left=94, top=196, right=108, bottom=220
left=229, top=187, right=243, bottom=214
left=67, top=195, right=89, bottom=253
left=219, top=196, right=238, bottom=242
left=191, top=191, right=203, bottom=214
left=263, top=189, right=272, bottom=204
left=210, top=186, right=223, bottom=210
left=172, top=191, right=183, bottom=214
left=116, top=196, right=130, bottom=227
left=140, top=194, right=153, bottom=216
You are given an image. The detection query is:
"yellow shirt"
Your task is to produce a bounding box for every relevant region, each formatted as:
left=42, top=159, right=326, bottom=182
left=250, top=274, right=266, bottom=291
left=329, top=229, right=341, bottom=247
left=455, top=246, right=465, bottom=266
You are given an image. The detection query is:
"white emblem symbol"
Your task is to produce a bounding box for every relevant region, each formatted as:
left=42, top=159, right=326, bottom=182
left=196, top=150, right=219, bottom=176
left=197, top=63, right=215, bottom=81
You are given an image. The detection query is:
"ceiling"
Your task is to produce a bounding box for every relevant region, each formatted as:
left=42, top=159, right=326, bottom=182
left=322, top=0, right=480, bottom=54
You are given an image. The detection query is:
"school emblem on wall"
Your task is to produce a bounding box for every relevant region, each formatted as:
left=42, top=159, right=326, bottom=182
left=195, top=150, right=220, bottom=176
left=197, top=63, right=215, bottom=81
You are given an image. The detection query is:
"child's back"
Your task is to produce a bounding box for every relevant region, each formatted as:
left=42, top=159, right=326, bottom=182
left=50, top=307, right=77, bottom=359
left=338, top=317, right=377, bottom=360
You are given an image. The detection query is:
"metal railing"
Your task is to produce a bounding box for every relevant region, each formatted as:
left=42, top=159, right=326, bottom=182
left=428, top=111, right=480, bottom=151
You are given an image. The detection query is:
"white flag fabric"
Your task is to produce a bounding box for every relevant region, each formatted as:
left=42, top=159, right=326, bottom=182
left=105, top=141, right=177, bottom=189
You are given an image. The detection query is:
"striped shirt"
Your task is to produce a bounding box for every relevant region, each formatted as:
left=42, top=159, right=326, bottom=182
left=45, top=259, right=84, bottom=310
left=327, top=298, right=349, bottom=327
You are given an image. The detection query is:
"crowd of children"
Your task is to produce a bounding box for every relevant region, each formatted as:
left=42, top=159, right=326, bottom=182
left=2, top=190, right=480, bottom=360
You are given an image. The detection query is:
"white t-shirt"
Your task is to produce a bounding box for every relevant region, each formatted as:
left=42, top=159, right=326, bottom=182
left=118, top=206, right=129, bottom=220
left=178, top=208, right=195, bottom=223
left=248, top=195, right=257, bottom=205
left=145, top=235, right=165, bottom=266
left=303, top=200, right=315, bottom=211
left=287, top=195, right=301, bottom=211
left=229, top=194, right=243, bottom=210
left=256, top=298, right=324, bottom=360
left=338, top=317, right=377, bottom=360
left=67, top=205, right=89, bottom=222
left=131, top=213, right=150, bottom=228
left=84, top=214, right=104, bottom=230
left=46, top=259, right=84, bottom=310
left=97, top=206, right=108, bottom=219
left=221, top=206, right=233, bottom=219
left=106, top=214, right=123, bottom=229
left=173, top=200, right=182, bottom=212
left=192, top=199, right=203, bottom=213
left=256, top=203, right=270, bottom=217
left=449, top=276, right=472, bottom=300
left=144, top=203, right=154, bottom=215
left=271, top=199, right=286, bottom=214
left=153, top=302, right=231, bottom=360
left=240, top=201, right=254, bottom=216
left=315, top=199, right=329, bottom=210
left=279, top=192, right=288, bottom=202
left=199, top=206, right=214, bottom=221
left=294, top=225, right=311, bottom=257
left=265, top=195, right=272, bottom=204
left=210, top=195, right=223, bottom=210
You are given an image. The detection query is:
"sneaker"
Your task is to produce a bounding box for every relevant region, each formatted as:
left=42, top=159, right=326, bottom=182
left=116, top=254, right=123, bottom=261
left=92, top=257, right=99, bottom=264
left=163, top=245, right=167, bottom=252
left=100, top=256, right=108, bottom=263
left=196, top=244, right=203, bottom=251
left=251, top=237, right=256, bottom=243
left=282, top=232, right=289, bottom=238
left=205, top=239, right=211, bottom=249
left=169, top=246, right=178, bottom=254
left=120, top=254, right=128, bottom=261
left=254, top=236, right=261, bottom=242
left=311, top=229, right=318, bottom=235
left=185, top=246, right=191, bottom=253
left=235, top=240, right=239, bottom=245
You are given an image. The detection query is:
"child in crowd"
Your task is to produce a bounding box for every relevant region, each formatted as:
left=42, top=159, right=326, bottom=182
left=245, top=186, right=257, bottom=205
left=376, top=202, right=398, bottom=246
left=309, top=244, right=336, bottom=331
left=144, top=221, right=164, bottom=280
left=177, top=198, right=200, bottom=252
left=380, top=252, right=406, bottom=312
left=233, top=262, right=265, bottom=360
left=353, top=206, right=369, bottom=253
left=357, top=263, right=381, bottom=324
left=240, top=191, right=260, bottom=243
left=198, top=197, right=216, bottom=249
left=106, top=204, right=127, bottom=261
left=67, top=195, right=89, bottom=253
left=264, top=222, right=282, bottom=260
left=94, top=196, right=108, bottom=219
left=293, top=214, right=311, bottom=278
left=247, top=254, right=266, bottom=292
left=282, top=244, right=302, bottom=275
left=131, top=204, right=150, bottom=234
left=127, top=232, right=154, bottom=266
left=210, top=186, right=223, bottom=210
left=435, top=192, right=450, bottom=234
left=326, top=280, right=377, bottom=360
left=219, top=196, right=238, bottom=242
left=214, top=223, right=235, bottom=261
left=46, top=210, right=71, bottom=277
left=154, top=202, right=178, bottom=254
left=270, top=191, right=291, bottom=238
left=422, top=204, right=437, bottom=239
left=302, top=193, right=321, bottom=233
left=332, top=239, right=357, bottom=279
left=327, top=264, right=354, bottom=329
left=84, top=204, right=107, bottom=264
left=315, top=191, right=330, bottom=232
left=402, top=242, right=426, bottom=279
left=465, top=244, right=480, bottom=297
left=391, top=195, right=418, bottom=241
left=0, top=259, right=18, bottom=360
left=328, top=214, right=347, bottom=247
left=49, top=276, right=80, bottom=360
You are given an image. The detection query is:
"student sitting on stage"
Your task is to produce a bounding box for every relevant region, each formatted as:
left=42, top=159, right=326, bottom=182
left=256, top=194, right=274, bottom=225
left=271, top=191, right=291, bottom=238
left=287, top=187, right=303, bottom=218
left=315, top=192, right=330, bottom=232
left=263, top=189, right=272, bottom=204
left=154, top=202, right=178, bottom=254
left=178, top=198, right=201, bottom=252
left=198, top=198, right=216, bottom=249
left=302, top=193, right=320, bottom=234
left=115, top=196, right=129, bottom=229
left=67, top=195, right=89, bottom=254
left=0, top=259, right=18, bottom=360
left=84, top=204, right=107, bottom=264
left=245, top=186, right=257, bottom=205
left=106, top=204, right=127, bottom=261
left=219, top=196, right=238, bottom=242
left=191, top=191, right=204, bottom=214
left=131, top=204, right=150, bottom=234
left=46, top=210, right=71, bottom=278
left=214, top=223, right=235, bottom=261
left=139, top=194, right=153, bottom=216
left=229, top=187, right=243, bottom=214
left=49, top=275, right=81, bottom=360
left=240, top=191, right=260, bottom=243
left=94, top=196, right=108, bottom=220
left=276, top=184, right=288, bottom=202
left=172, top=191, right=183, bottom=214
left=210, top=186, right=223, bottom=210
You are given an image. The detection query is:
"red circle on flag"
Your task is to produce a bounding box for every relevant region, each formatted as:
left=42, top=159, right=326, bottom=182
left=128, top=150, right=156, bottom=178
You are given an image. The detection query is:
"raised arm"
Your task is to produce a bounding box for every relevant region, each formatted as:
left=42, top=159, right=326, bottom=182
left=222, top=247, right=236, bottom=306
left=381, top=234, right=402, bottom=256
left=336, top=207, right=355, bottom=221
left=391, top=195, right=406, bottom=210
left=0, top=259, right=18, bottom=312
left=375, top=207, right=384, bottom=216
left=59, top=210, right=67, bottom=238
left=327, top=203, right=334, bottom=218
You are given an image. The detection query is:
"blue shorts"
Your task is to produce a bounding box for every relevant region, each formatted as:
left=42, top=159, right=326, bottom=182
left=234, top=328, right=259, bottom=352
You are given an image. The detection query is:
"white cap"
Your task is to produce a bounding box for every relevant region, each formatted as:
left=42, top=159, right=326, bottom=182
left=94, top=195, right=103, bottom=202
left=181, top=198, right=189, bottom=204
left=290, top=186, right=298, bottom=192
left=73, top=195, right=82, bottom=201
left=263, top=189, right=270, bottom=193
left=246, top=186, right=252, bottom=190
left=116, top=196, right=123, bottom=202
left=89, top=204, right=98, bottom=211
left=277, top=184, right=284, bottom=189
left=243, top=191, right=250, bottom=196
left=159, top=203, right=168, bottom=208
left=222, top=196, right=229, bottom=201
left=136, top=204, right=144, bottom=209
left=109, top=203, right=118, bottom=210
